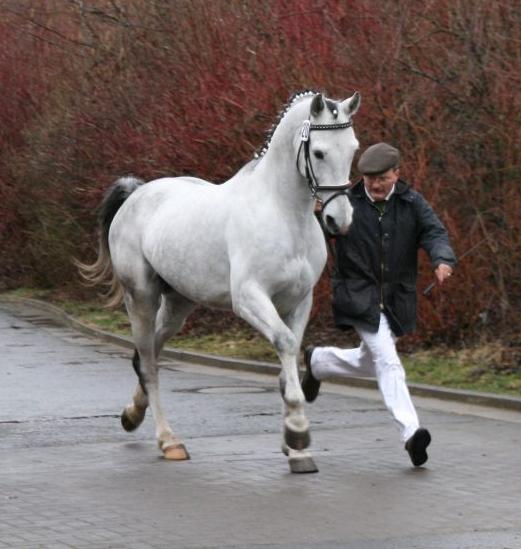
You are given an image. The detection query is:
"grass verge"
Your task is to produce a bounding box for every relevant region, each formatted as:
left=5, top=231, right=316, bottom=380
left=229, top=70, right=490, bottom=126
left=2, top=288, right=520, bottom=397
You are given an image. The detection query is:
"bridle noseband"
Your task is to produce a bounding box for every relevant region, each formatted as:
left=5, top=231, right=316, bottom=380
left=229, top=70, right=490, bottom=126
left=296, top=118, right=353, bottom=210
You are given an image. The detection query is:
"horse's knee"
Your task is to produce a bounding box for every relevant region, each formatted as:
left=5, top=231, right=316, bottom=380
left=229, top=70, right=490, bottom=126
left=273, top=332, right=298, bottom=357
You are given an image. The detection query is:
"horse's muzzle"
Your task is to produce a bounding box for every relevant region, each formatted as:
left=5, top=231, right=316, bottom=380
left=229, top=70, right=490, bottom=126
left=325, top=215, right=351, bottom=236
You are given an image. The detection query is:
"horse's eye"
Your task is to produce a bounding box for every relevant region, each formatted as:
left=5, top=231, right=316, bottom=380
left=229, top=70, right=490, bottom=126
left=313, top=150, right=325, bottom=160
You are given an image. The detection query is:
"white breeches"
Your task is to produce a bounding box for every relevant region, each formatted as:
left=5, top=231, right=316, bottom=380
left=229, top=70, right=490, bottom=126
left=311, top=313, right=419, bottom=442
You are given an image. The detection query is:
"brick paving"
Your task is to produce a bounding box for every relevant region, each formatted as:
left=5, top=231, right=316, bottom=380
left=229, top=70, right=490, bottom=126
left=1, top=301, right=520, bottom=548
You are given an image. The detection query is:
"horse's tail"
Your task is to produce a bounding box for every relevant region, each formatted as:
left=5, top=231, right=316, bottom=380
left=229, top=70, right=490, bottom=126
left=75, top=176, right=144, bottom=307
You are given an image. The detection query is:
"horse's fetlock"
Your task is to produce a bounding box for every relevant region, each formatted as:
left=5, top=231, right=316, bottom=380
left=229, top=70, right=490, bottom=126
left=157, top=429, right=175, bottom=447
left=283, top=384, right=305, bottom=407
left=121, top=403, right=146, bottom=432
left=285, top=414, right=309, bottom=434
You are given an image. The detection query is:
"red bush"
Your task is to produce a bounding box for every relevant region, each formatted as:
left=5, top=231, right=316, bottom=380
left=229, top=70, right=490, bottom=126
left=0, top=0, right=519, bottom=349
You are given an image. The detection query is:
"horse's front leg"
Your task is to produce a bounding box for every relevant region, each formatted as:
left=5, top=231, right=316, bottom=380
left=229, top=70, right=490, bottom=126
left=232, top=283, right=315, bottom=473
left=280, top=291, right=318, bottom=473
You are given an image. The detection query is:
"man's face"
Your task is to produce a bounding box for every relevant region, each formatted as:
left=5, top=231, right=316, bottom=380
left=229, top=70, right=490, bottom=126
left=363, top=168, right=399, bottom=201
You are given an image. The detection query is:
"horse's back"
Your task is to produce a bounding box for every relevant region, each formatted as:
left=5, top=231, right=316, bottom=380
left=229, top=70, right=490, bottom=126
left=156, top=176, right=212, bottom=188
left=109, top=175, right=233, bottom=305
left=112, top=176, right=221, bottom=227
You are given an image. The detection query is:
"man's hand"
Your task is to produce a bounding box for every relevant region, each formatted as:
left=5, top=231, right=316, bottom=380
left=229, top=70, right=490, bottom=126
left=434, top=263, right=453, bottom=285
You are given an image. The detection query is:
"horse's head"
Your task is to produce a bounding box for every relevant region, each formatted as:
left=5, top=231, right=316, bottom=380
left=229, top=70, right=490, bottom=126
left=297, top=92, right=361, bottom=235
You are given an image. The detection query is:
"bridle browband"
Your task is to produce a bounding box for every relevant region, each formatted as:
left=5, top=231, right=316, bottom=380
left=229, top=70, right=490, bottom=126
left=296, top=118, right=353, bottom=210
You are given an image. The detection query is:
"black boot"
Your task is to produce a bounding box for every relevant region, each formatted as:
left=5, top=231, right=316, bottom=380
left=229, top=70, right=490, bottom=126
left=405, top=428, right=431, bottom=467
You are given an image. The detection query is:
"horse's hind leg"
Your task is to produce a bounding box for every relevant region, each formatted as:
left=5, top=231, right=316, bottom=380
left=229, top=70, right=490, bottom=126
left=121, top=290, right=194, bottom=432
left=122, top=288, right=180, bottom=458
left=122, top=288, right=195, bottom=460
left=153, top=290, right=195, bottom=459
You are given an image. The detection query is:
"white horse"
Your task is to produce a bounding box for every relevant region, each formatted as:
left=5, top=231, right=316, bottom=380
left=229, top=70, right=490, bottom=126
left=79, top=90, right=360, bottom=473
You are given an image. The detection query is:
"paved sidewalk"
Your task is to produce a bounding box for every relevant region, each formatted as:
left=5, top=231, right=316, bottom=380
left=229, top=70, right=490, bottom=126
left=1, top=301, right=520, bottom=548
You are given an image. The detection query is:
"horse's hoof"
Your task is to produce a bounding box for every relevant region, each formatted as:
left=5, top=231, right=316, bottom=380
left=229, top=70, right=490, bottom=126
left=163, top=443, right=191, bottom=461
left=289, top=456, right=319, bottom=474
left=121, top=408, right=144, bottom=432
left=284, top=425, right=310, bottom=451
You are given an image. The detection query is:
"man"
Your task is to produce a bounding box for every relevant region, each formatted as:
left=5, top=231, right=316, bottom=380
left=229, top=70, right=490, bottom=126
left=303, top=142, right=456, bottom=467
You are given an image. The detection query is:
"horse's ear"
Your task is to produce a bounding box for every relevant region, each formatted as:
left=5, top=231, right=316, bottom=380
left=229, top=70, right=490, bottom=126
left=310, top=93, right=325, bottom=117
left=342, top=92, right=361, bottom=117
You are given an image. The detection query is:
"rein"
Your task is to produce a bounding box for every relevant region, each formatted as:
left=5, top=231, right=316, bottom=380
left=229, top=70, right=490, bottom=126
left=296, top=118, right=352, bottom=209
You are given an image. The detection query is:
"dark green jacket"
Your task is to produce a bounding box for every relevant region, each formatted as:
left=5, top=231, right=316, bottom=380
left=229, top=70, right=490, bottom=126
left=332, top=179, right=456, bottom=336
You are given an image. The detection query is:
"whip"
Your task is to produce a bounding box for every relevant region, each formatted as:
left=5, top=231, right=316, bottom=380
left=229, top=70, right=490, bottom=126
left=422, top=235, right=490, bottom=296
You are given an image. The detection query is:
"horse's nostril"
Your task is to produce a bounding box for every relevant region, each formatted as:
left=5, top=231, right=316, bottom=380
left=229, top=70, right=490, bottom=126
left=325, top=215, right=339, bottom=235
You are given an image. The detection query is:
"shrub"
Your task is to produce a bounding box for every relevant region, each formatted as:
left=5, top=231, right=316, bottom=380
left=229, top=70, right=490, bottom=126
left=0, top=0, right=519, bottom=352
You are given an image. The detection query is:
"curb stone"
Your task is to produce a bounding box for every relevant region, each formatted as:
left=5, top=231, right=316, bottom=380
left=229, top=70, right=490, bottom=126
left=2, top=295, right=521, bottom=412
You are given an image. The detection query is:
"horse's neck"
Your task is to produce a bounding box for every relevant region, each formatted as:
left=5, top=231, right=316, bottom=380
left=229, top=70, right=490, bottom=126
left=245, top=155, right=314, bottom=221
left=227, top=97, right=315, bottom=225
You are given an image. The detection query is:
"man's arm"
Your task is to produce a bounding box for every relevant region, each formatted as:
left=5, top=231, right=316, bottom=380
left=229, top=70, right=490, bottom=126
left=415, top=194, right=457, bottom=286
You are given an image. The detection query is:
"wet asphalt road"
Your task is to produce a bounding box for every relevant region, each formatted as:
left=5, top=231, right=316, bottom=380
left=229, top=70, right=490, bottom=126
left=1, top=300, right=520, bottom=549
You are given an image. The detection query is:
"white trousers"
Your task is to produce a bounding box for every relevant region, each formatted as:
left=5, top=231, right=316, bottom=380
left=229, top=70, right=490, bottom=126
left=311, top=313, right=419, bottom=442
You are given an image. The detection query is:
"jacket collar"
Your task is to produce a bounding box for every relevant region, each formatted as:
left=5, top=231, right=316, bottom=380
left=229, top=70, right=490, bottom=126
left=350, top=178, right=412, bottom=200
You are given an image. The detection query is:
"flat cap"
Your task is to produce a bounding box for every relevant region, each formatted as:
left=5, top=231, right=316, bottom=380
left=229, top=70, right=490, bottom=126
left=357, top=143, right=400, bottom=175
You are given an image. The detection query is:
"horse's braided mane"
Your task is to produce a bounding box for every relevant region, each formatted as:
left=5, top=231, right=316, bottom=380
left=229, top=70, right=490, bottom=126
left=254, top=89, right=319, bottom=159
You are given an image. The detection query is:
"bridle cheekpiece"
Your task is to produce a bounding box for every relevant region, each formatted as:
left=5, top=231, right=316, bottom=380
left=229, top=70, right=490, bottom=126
left=296, top=116, right=353, bottom=210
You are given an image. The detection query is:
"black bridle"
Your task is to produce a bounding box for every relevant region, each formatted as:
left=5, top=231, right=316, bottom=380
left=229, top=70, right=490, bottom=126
left=296, top=118, right=353, bottom=210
